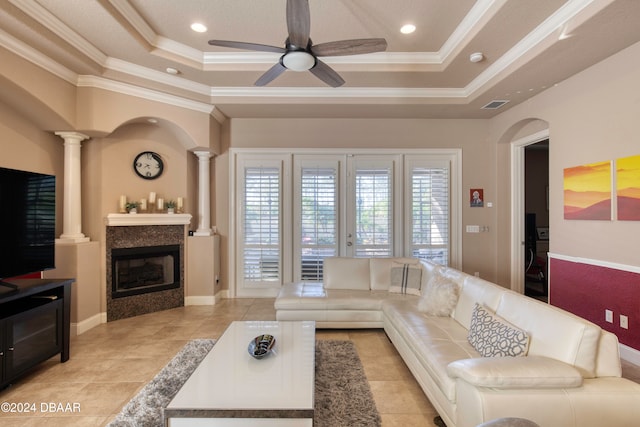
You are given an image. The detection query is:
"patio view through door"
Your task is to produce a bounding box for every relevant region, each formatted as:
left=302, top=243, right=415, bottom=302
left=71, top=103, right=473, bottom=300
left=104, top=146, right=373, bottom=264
left=233, top=150, right=459, bottom=297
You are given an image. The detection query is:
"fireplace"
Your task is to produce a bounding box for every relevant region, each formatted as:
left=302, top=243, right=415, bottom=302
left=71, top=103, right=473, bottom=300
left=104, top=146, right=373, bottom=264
left=105, top=217, right=191, bottom=321
left=111, top=245, right=180, bottom=298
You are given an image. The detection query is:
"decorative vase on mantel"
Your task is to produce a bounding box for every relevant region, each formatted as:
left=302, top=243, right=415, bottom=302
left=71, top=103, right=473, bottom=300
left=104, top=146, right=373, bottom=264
left=166, top=200, right=177, bottom=214
left=167, top=208, right=175, bottom=214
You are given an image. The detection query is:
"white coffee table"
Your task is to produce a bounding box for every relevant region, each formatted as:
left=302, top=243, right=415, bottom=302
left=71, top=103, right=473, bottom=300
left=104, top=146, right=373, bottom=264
left=164, top=320, right=316, bottom=427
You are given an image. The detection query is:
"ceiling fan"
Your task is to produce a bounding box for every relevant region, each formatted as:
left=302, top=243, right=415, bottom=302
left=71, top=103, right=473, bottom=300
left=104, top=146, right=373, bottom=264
left=208, top=0, right=387, bottom=87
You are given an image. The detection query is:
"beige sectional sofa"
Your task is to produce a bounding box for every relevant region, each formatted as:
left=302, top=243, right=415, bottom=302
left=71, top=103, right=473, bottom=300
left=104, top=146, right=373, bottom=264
left=275, top=257, right=640, bottom=427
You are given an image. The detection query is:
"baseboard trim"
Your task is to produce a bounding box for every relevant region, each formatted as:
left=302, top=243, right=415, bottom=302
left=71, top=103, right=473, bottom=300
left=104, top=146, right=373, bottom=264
left=185, top=296, right=215, bottom=306
left=185, top=291, right=228, bottom=306
left=72, top=313, right=103, bottom=336
left=620, top=343, right=640, bottom=366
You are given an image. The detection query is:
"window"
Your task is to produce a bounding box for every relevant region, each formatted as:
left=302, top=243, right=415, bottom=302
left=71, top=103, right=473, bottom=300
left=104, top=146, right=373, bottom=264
left=232, top=149, right=460, bottom=297
left=299, top=164, right=338, bottom=280
left=408, top=163, right=449, bottom=265
left=353, top=162, right=394, bottom=257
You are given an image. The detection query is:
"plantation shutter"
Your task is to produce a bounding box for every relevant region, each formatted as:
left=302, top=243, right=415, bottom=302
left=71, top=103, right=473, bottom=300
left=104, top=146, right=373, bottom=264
left=354, top=164, right=393, bottom=257
left=410, top=164, right=449, bottom=265
left=299, top=166, right=338, bottom=280
left=242, top=166, right=281, bottom=282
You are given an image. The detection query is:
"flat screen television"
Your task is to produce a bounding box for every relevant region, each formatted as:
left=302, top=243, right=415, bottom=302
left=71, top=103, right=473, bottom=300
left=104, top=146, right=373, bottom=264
left=0, top=166, right=56, bottom=287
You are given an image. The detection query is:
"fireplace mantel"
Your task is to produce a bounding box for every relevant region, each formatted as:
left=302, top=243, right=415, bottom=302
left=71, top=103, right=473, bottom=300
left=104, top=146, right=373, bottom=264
left=105, top=213, right=192, bottom=227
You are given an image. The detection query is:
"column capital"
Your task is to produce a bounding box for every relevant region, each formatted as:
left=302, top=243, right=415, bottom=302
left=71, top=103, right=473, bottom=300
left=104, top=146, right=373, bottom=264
left=191, top=149, right=215, bottom=160
left=55, top=131, right=90, bottom=143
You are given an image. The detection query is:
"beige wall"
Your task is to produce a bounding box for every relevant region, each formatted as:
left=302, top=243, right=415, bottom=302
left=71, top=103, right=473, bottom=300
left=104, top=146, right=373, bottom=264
left=489, top=40, right=640, bottom=272
left=0, top=99, right=64, bottom=236
left=0, top=47, right=76, bottom=130
left=218, top=118, right=498, bottom=283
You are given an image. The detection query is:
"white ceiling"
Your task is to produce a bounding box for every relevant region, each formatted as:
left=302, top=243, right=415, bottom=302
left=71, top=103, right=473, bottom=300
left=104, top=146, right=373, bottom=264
left=1, top=0, right=639, bottom=119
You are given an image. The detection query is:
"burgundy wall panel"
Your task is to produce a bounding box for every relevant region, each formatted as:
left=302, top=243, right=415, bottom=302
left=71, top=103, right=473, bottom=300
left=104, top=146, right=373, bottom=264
left=550, top=257, right=640, bottom=350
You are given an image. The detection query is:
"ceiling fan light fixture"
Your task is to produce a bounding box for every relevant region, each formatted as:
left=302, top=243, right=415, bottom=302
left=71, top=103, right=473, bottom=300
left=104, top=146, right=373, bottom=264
left=282, top=51, right=316, bottom=71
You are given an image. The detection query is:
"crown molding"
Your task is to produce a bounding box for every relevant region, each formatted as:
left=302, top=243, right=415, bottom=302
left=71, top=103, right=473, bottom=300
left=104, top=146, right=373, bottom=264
left=210, top=107, right=227, bottom=124
left=108, top=0, right=156, bottom=45
left=106, top=57, right=211, bottom=95
left=209, top=86, right=467, bottom=100
left=465, top=0, right=602, bottom=97
left=0, top=0, right=606, bottom=116
left=439, top=0, right=506, bottom=64
left=0, top=27, right=77, bottom=84
left=77, top=75, right=214, bottom=114
left=9, top=0, right=107, bottom=66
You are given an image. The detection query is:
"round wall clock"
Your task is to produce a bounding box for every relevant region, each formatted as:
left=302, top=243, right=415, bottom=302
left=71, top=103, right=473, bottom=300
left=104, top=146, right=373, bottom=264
left=133, top=151, right=164, bottom=180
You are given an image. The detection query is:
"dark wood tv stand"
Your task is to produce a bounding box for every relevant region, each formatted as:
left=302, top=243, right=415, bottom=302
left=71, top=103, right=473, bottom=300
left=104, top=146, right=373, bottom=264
left=0, top=278, right=73, bottom=389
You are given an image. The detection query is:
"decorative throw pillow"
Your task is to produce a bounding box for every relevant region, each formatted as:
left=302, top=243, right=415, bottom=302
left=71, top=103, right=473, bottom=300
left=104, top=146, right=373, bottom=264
left=389, top=262, right=422, bottom=296
left=468, top=303, right=530, bottom=357
left=418, top=275, right=460, bottom=316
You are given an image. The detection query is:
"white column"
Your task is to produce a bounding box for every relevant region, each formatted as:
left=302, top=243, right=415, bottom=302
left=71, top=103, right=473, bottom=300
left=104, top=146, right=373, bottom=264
left=55, top=131, right=90, bottom=243
left=193, top=150, right=215, bottom=236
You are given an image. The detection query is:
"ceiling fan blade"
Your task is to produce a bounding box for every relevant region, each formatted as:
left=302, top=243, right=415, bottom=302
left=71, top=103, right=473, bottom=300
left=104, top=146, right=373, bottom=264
left=208, top=40, right=285, bottom=54
left=286, top=0, right=310, bottom=48
left=311, top=38, right=388, bottom=57
left=255, top=62, right=288, bottom=86
left=310, top=59, right=345, bottom=87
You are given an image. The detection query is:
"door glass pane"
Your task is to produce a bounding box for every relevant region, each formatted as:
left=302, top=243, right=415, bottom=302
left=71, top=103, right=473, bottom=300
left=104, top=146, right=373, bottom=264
left=243, top=167, right=280, bottom=282
left=355, top=166, right=392, bottom=257
left=300, top=167, right=337, bottom=280
left=411, top=166, right=449, bottom=264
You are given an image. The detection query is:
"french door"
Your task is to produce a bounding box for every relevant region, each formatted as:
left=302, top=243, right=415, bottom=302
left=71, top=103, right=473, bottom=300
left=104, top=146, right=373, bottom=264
left=232, top=149, right=459, bottom=297
left=293, top=155, right=401, bottom=282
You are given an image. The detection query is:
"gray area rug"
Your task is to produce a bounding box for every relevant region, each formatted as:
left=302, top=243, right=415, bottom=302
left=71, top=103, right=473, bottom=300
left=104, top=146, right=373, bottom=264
left=108, top=338, right=380, bottom=427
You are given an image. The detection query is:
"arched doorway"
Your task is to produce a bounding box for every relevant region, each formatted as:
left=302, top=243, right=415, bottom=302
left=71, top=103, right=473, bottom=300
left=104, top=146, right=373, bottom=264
left=510, top=127, right=549, bottom=295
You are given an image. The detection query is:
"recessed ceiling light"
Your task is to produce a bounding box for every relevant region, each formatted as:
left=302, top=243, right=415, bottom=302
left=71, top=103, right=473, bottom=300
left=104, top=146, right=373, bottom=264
left=166, top=67, right=179, bottom=75
left=191, top=23, right=207, bottom=33
left=400, top=24, right=416, bottom=34
left=147, top=118, right=158, bottom=124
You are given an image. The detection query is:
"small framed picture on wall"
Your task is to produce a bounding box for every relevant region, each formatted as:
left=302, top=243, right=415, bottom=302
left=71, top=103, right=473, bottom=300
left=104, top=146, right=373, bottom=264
left=470, top=188, right=484, bottom=207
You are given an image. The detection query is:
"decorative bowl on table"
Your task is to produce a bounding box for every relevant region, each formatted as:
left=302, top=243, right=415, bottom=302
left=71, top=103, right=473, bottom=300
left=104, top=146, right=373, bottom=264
left=248, top=334, right=276, bottom=359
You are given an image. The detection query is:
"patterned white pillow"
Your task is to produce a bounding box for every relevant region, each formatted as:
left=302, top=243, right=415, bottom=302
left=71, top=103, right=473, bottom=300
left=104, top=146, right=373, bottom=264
left=468, top=303, right=530, bottom=357
left=389, top=262, right=422, bottom=296
left=418, top=275, right=460, bottom=316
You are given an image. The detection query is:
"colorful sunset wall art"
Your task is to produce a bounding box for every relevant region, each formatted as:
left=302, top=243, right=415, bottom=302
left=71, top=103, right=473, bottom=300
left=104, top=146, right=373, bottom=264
left=617, top=154, right=640, bottom=220
left=564, top=161, right=612, bottom=220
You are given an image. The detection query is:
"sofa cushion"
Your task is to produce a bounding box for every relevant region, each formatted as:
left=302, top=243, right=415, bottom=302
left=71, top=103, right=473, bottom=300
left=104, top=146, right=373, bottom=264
left=389, top=261, right=422, bottom=295
left=323, top=257, right=371, bottom=290
left=370, top=257, right=419, bottom=290
left=383, top=299, right=478, bottom=402
left=468, top=303, right=530, bottom=357
left=447, top=355, right=583, bottom=389
left=418, top=275, right=460, bottom=316
left=453, top=276, right=506, bottom=329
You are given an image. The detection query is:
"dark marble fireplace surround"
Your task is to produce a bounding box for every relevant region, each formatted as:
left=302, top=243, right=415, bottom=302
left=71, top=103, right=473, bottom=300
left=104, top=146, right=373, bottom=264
left=106, top=225, right=185, bottom=321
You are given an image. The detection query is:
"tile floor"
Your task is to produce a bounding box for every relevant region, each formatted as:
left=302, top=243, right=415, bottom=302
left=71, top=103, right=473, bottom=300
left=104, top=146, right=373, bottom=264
left=0, top=298, right=639, bottom=426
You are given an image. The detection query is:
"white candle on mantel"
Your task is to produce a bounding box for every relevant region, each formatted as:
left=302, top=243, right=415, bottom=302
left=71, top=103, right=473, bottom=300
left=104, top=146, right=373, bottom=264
left=177, top=197, right=183, bottom=210
left=157, top=198, right=164, bottom=210
left=119, top=195, right=126, bottom=212
left=140, top=198, right=147, bottom=211
left=149, top=192, right=156, bottom=204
